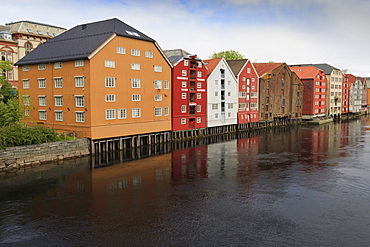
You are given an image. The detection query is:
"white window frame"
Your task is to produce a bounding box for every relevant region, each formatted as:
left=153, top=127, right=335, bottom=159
left=154, top=80, right=162, bottom=89
left=164, top=80, right=169, bottom=89
left=164, top=107, right=169, bottom=116
left=154, top=65, right=162, bottom=72
left=22, top=79, right=30, bottom=89
left=105, top=94, right=116, bottom=102
left=105, top=60, right=115, bottom=68
left=132, top=78, right=140, bottom=88
left=54, top=62, right=62, bottom=69
left=38, top=64, right=46, bottom=70
left=181, top=118, right=186, bottom=124
left=132, top=108, right=141, bottom=118
left=184, top=60, right=188, bottom=66
left=54, top=77, right=63, bottom=88
left=75, top=95, right=84, bottom=107
left=54, top=95, right=63, bottom=106
left=154, top=95, right=162, bottom=101
left=181, top=93, right=186, bottom=99
left=105, top=77, right=116, bottom=87
left=132, top=94, right=141, bottom=101
left=154, top=107, right=162, bottom=116
left=197, top=117, right=201, bottom=123
left=39, top=110, right=47, bottom=120
left=197, top=105, right=201, bottom=112
left=55, top=111, right=63, bottom=121
left=75, top=60, right=84, bottom=67
left=118, top=109, right=126, bottom=119
left=116, top=47, right=126, bottom=54
left=22, top=65, right=29, bottom=71
left=197, top=82, right=202, bottom=88
left=182, top=81, right=187, bottom=88
left=197, top=71, right=202, bottom=78
left=106, top=109, right=116, bottom=120
left=38, top=78, right=46, bottom=88
left=38, top=96, right=46, bottom=106
left=181, top=105, right=186, bottom=113
left=75, top=76, right=84, bottom=87
left=182, top=70, right=187, bottom=76
left=197, top=93, right=201, bottom=99
left=145, top=51, right=153, bottom=58
left=76, top=111, right=85, bottom=122
left=132, top=63, right=140, bottom=70
left=131, top=49, right=140, bottom=56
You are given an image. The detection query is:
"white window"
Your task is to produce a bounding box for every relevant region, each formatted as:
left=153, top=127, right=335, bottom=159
left=131, top=49, right=140, bottom=56
left=251, top=92, right=257, bottom=98
left=154, top=65, right=162, bottom=72
left=164, top=80, right=169, bottom=89
left=154, top=80, right=162, bottom=89
left=182, top=81, right=187, bottom=88
left=197, top=82, right=202, bottom=88
left=197, top=71, right=202, bottom=77
left=132, top=78, right=140, bottom=88
left=242, top=77, right=246, bottom=81
left=76, top=112, right=85, bottom=122
left=247, top=68, right=251, bottom=73
left=197, top=117, right=201, bottom=123
left=215, top=91, right=219, bottom=96
left=132, top=94, right=141, bottom=101
left=184, top=60, right=188, bottom=66
left=105, top=60, right=115, bottom=68
left=38, top=64, right=46, bottom=70
left=106, top=94, right=116, bottom=102
left=132, top=108, right=141, bottom=118
left=251, top=103, right=257, bottom=108
left=132, top=63, right=140, bottom=70
left=75, top=76, right=84, bottom=87
left=212, top=104, right=218, bottom=110
left=154, top=107, right=162, bottom=116
left=228, top=103, right=233, bottom=109
left=106, top=109, right=116, bottom=120
left=39, top=110, right=47, bottom=120
left=23, top=96, right=30, bottom=106
left=228, top=81, right=231, bottom=85
left=215, top=80, right=218, bottom=85
left=118, top=109, right=126, bottom=119
left=239, top=92, right=246, bottom=97
left=38, top=96, right=46, bottom=106
left=54, top=62, right=62, bottom=69
left=197, top=105, right=201, bottom=112
left=105, top=77, right=116, bottom=87
left=154, top=95, right=162, bottom=101
left=38, top=78, right=46, bottom=88
left=54, top=96, right=63, bottom=106
left=182, top=70, right=187, bottom=76
left=116, top=47, right=126, bottom=54
left=181, top=118, right=186, bottom=124
left=164, top=107, right=169, bottom=116
left=22, top=65, right=29, bottom=71
left=22, top=79, right=30, bottom=89
left=252, top=78, right=255, bottom=82
left=198, top=62, right=202, bottom=68
left=75, top=96, right=84, bottom=107
left=239, top=103, right=246, bottom=109
left=182, top=93, right=186, bottom=99
left=215, top=113, right=219, bottom=118
left=75, top=60, right=84, bottom=67
left=181, top=105, right=186, bottom=113
left=228, top=92, right=231, bottom=96
left=145, top=51, right=153, bottom=58
left=228, top=112, right=231, bottom=117
left=54, top=77, right=63, bottom=88
left=197, top=93, right=201, bottom=99
left=55, top=111, right=63, bottom=121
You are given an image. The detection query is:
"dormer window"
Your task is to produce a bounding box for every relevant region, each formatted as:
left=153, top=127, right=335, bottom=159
left=27, top=29, right=33, bottom=33
left=37, top=31, right=43, bottom=35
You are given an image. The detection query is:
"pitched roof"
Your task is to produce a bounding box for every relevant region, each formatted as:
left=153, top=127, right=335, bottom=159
left=226, top=59, right=248, bottom=76
left=289, top=63, right=340, bottom=75
left=253, top=63, right=284, bottom=77
left=203, top=58, right=222, bottom=76
left=163, top=49, right=191, bottom=66
left=15, top=18, right=155, bottom=66
left=290, top=66, right=322, bottom=79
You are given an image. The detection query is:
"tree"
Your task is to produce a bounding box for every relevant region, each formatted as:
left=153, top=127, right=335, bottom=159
left=209, top=50, right=245, bottom=60
left=0, top=60, right=18, bottom=103
left=0, top=97, right=23, bottom=127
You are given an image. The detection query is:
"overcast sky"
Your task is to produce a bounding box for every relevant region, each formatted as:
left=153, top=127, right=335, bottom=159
left=2, top=0, right=370, bottom=76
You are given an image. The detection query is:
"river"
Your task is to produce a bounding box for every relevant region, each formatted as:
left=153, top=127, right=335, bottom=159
left=1, top=117, right=370, bottom=246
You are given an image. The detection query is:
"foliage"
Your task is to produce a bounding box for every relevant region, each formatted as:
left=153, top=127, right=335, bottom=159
left=0, top=97, right=23, bottom=127
left=209, top=50, right=245, bottom=60
left=0, top=123, right=76, bottom=149
left=0, top=60, right=17, bottom=103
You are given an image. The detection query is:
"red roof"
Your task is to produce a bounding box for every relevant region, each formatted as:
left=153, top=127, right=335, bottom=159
left=203, top=58, right=222, bottom=76
left=253, top=63, right=284, bottom=77
left=290, top=66, right=322, bottom=79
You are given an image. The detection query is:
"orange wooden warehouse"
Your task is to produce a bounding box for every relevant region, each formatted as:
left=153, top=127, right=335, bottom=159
left=16, top=18, right=172, bottom=141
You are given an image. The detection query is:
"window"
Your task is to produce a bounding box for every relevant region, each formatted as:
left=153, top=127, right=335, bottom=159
left=55, top=111, right=63, bottom=121
left=228, top=112, right=231, bottom=117
left=75, top=96, right=84, bottom=107
left=197, top=82, right=202, bottom=88
left=182, top=81, right=187, bottom=88
left=164, top=107, right=169, bottom=116
left=239, top=92, right=246, bottom=97
left=184, top=60, right=188, bottom=66
left=39, top=110, right=46, bottom=120
left=54, top=96, right=63, bottom=106
left=182, top=70, right=187, bottom=76
left=154, top=95, right=162, bottom=101
left=38, top=78, right=46, bottom=88
left=251, top=92, right=258, bottom=98
left=132, top=63, right=140, bottom=70
left=197, top=117, right=201, bottom=123
left=131, top=49, right=140, bottom=56
left=198, top=62, right=202, bottom=68
left=105, top=60, right=115, bottom=68
left=116, top=47, right=126, bottom=54
left=75, top=76, right=84, bottom=87
left=252, top=78, right=255, bottom=82
left=106, top=94, right=116, bottom=102
left=118, top=109, right=126, bottom=119
left=212, top=104, right=218, bottom=110
left=228, top=92, right=231, bottom=96
left=182, top=93, right=186, bottom=99
left=181, top=118, right=186, bottom=124
left=239, top=103, right=246, bottom=109
left=154, top=107, right=162, bottom=116
left=38, top=96, right=46, bottom=106
left=132, top=108, right=141, bottom=118
left=106, top=109, right=116, bottom=120
left=197, top=105, right=201, bottom=112
left=215, top=91, right=219, bottom=96
left=24, top=109, right=30, bottom=117
left=181, top=105, right=186, bottom=113
left=105, top=77, right=116, bottom=87
left=38, top=64, right=46, bottom=70
left=145, top=51, right=153, bottom=58
left=22, top=65, right=29, bottom=71
left=164, top=80, right=169, bottom=89
left=23, top=96, right=30, bottom=106
left=75, top=60, right=84, bottom=67
left=215, top=113, right=219, bottom=119
left=228, top=103, right=233, bottom=109
left=54, top=77, right=63, bottom=88
left=76, top=112, right=85, bottom=122
left=215, top=80, right=218, bottom=85
left=197, top=71, right=202, bottom=77
left=154, top=80, right=162, bottom=89
left=22, top=79, right=30, bottom=89
left=25, top=43, right=32, bottom=55
left=37, top=30, right=43, bottom=35
left=132, top=94, right=141, bottom=101
left=154, top=65, right=162, bottom=72
left=54, top=62, right=62, bottom=69
left=132, top=78, right=140, bottom=88
left=251, top=103, right=257, bottom=108
left=247, top=68, right=251, bottom=73
left=197, top=93, right=201, bottom=99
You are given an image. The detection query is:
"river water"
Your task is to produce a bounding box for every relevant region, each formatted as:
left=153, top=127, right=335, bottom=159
left=1, top=118, right=370, bottom=246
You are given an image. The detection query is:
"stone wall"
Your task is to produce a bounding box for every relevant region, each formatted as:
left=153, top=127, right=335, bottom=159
left=0, top=138, right=90, bottom=172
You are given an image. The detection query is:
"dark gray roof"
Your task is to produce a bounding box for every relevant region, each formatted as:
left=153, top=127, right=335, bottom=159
left=288, top=63, right=340, bottom=75
left=226, top=59, right=248, bottom=76
left=15, top=18, right=155, bottom=65
left=163, top=49, right=193, bottom=66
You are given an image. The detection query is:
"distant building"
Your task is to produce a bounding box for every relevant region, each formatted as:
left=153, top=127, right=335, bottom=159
left=16, top=18, right=172, bottom=140
left=344, top=74, right=362, bottom=114
left=0, top=20, right=66, bottom=88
